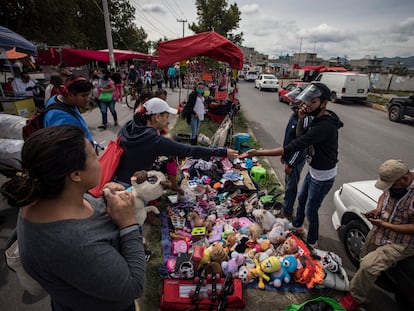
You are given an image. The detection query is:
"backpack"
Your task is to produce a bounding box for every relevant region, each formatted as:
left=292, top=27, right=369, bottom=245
left=22, top=102, right=77, bottom=140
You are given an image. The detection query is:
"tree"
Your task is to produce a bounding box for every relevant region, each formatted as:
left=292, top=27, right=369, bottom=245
left=0, top=0, right=149, bottom=52
left=189, top=0, right=243, bottom=45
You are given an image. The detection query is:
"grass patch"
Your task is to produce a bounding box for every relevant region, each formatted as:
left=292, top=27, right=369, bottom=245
left=367, top=94, right=390, bottom=106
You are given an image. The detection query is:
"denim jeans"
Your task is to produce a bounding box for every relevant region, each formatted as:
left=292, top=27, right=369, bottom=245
left=292, top=171, right=335, bottom=244
left=190, top=116, right=201, bottom=139
left=283, top=158, right=306, bottom=216
left=99, top=100, right=117, bottom=125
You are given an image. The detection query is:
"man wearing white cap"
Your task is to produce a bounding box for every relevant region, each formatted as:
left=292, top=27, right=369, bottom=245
left=113, top=97, right=238, bottom=186
left=340, top=159, right=414, bottom=310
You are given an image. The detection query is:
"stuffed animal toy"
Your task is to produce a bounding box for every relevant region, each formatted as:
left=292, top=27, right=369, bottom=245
left=188, top=211, right=205, bottom=228
left=209, top=242, right=229, bottom=264
left=267, top=218, right=290, bottom=245
left=269, top=255, right=297, bottom=287
left=277, top=236, right=299, bottom=256
left=248, top=222, right=263, bottom=242
left=251, top=256, right=281, bottom=289
left=221, top=252, right=245, bottom=277
left=205, top=261, right=223, bottom=277
left=252, top=209, right=277, bottom=232
left=103, top=170, right=166, bottom=226
left=234, top=236, right=249, bottom=254
left=238, top=265, right=255, bottom=284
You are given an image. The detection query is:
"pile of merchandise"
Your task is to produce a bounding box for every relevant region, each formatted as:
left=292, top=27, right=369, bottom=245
left=158, top=156, right=349, bottom=310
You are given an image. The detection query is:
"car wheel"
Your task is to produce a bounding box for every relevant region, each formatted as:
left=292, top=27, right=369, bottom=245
left=388, top=105, right=402, bottom=122
left=330, top=92, right=338, bottom=103
left=279, top=96, right=283, bottom=103
left=259, top=85, right=262, bottom=91
left=343, top=219, right=369, bottom=267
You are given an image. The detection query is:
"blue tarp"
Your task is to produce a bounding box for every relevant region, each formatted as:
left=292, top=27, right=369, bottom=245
left=0, top=26, right=36, bottom=55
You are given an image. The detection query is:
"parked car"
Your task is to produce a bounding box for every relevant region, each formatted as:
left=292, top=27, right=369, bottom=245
left=332, top=179, right=414, bottom=307
left=314, top=72, right=370, bottom=103
left=278, top=81, right=309, bottom=103
left=244, top=70, right=260, bottom=82
left=386, top=95, right=414, bottom=122
left=254, top=74, right=279, bottom=91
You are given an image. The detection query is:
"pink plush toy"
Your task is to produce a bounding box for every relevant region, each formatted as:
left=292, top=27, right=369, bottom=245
left=221, top=252, right=245, bottom=277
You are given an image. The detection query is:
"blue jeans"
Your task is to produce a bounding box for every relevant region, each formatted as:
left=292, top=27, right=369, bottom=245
left=190, top=116, right=201, bottom=139
left=99, top=100, right=117, bottom=125
left=292, top=172, right=335, bottom=244
left=283, top=158, right=306, bottom=216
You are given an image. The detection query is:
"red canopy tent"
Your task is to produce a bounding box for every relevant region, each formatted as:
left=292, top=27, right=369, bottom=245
left=157, top=31, right=244, bottom=69
left=36, top=48, right=156, bottom=66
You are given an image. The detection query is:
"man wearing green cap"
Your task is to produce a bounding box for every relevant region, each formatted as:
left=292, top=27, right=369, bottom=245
left=340, top=159, right=414, bottom=310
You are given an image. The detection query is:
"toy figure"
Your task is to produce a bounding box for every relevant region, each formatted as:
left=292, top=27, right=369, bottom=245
left=269, top=255, right=298, bottom=287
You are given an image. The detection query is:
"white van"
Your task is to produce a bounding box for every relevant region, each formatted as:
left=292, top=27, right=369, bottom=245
left=314, top=72, right=370, bottom=102
left=244, top=70, right=260, bottom=82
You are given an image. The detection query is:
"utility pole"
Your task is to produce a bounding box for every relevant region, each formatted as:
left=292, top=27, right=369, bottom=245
left=177, top=19, right=187, bottom=37
left=102, top=0, right=115, bottom=69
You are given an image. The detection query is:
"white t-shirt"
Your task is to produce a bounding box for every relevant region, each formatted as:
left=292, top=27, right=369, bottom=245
left=194, top=96, right=205, bottom=121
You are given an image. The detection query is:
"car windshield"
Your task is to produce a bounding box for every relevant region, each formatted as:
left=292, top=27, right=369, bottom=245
left=263, top=75, right=276, bottom=80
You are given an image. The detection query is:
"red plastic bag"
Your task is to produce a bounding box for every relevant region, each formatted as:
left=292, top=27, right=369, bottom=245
left=88, top=136, right=123, bottom=197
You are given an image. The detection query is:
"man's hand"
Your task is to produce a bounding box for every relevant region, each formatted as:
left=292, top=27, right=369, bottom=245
left=226, top=148, right=239, bottom=160
left=285, top=165, right=293, bottom=175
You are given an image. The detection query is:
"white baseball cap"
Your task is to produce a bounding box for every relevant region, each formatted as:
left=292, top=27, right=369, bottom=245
left=143, top=97, right=177, bottom=115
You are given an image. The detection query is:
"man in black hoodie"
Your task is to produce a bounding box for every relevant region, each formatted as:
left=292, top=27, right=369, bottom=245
left=241, top=82, right=343, bottom=247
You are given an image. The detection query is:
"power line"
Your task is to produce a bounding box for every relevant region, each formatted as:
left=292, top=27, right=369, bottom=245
left=130, top=0, right=178, bottom=38
left=171, top=0, right=187, bottom=20
left=161, top=0, right=182, bottom=20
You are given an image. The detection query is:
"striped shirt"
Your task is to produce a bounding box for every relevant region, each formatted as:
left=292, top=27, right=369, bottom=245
left=373, top=180, right=414, bottom=247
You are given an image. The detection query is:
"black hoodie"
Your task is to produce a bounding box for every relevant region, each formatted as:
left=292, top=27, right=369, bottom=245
left=283, top=110, right=343, bottom=171
left=113, top=120, right=227, bottom=184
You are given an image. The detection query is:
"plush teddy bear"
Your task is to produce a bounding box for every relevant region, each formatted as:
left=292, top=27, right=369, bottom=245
left=238, top=265, right=255, bottom=284
left=209, top=242, right=229, bottom=264
left=103, top=170, right=167, bottom=225
left=221, top=252, right=245, bottom=277
left=269, top=255, right=298, bottom=287
left=267, top=218, right=290, bottom=246
left=252, top=209, right=277, bottom=232
left=129, top=170, right=167, bottom=225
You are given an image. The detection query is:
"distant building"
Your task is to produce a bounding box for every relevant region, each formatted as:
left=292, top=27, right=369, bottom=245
left=291, top=53, right=324, bottom=67
left=349, top=57, right=382, bottom=73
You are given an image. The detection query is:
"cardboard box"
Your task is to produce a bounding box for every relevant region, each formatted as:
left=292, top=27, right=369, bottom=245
left=1, top=97, right=36, bottom=118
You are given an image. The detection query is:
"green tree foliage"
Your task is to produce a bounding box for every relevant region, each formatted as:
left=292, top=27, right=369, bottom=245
left=391, top=63, right=408, bottom=76
left=0, top=0, right=149, bottom=52
left=189, top=0, right=243, bottom=45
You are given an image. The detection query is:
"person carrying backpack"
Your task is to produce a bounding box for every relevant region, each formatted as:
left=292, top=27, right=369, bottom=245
left=43, top=76, right=94, bottom=144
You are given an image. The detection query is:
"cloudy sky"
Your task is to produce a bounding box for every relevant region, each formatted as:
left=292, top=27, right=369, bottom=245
left=133, top=0, right=414, bottom=60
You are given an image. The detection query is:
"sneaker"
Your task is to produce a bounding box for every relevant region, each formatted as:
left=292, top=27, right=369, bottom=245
left=288, top=222, right=305, bottom=234
left=339, top=292, right=360, bottom=310
left=98, top=124, right=107, bottom=130
left=145, top=250, right=153, bottom=262
left=308, top=241, right=318, bottom=249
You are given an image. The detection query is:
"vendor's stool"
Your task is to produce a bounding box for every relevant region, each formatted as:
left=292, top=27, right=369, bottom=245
left=250, top=166, right=266, bottom=183
left=233, top=133, right=251, bottom=152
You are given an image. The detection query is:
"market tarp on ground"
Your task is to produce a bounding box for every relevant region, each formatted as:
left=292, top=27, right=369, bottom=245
left=157, top=31, right=244, bottom=70
left=0, top=26, right=37, bottom=55
left=36, top=48, right=157, bottom=66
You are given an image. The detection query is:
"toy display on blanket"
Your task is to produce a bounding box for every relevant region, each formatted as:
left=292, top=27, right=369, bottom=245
left=158, top=157, right=349, bottom=293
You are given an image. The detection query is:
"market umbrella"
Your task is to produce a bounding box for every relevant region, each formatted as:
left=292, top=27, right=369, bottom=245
left=5, top=47, right=27, bottom=59
left=0, top=25, right=37, bottom=55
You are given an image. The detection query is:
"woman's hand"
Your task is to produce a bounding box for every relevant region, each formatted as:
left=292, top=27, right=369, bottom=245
left=104, top=190, right=136, bottom=229
left=103, top=182, right=125, bottom=193
left=226, top=148, right=239, bottom=160
left=239, top=149, right=257, bottom=159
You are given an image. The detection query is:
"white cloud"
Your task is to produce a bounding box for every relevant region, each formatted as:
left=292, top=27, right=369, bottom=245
left=240, top=4, right=259, bottom=14
left=390, top=17, right=414, bottom=35
left=298, top=24, right=355, bottom=43
left=141, top=4, right=167, bottom=14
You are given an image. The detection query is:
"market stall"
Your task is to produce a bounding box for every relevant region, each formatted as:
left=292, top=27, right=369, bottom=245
left=0, top=26, right=37, bottom=117
left=157, top=31, right=243, bottom=70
